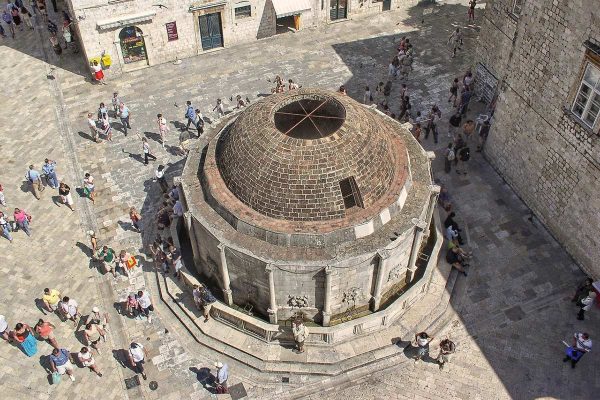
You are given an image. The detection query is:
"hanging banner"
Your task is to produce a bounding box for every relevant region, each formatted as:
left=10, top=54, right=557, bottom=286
left=166, top=21, right=178, bottom=41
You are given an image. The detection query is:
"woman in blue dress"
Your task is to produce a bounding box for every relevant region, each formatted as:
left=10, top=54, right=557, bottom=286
left=11, top=323, right=38, bottom=357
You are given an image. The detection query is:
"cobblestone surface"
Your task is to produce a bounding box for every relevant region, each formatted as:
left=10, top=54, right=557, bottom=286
left=1, top=1, right=598, bottom=400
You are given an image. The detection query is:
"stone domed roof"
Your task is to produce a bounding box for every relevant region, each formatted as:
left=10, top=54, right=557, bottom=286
left=215, top=89, right=408, bottom=222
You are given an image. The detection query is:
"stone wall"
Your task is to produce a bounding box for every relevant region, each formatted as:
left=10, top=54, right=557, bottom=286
left=477, top=0, right=600, bottom=277
left=67, top=0, right=402, bottom=75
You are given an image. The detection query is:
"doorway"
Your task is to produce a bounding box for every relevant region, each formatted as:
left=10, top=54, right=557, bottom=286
left=382, top=0, right=391, bottom=11
left=119, top=26, right=148, bottom=65
left=330, top=0, right=347, bottom=21
left=276, top=15, right=296, bottom=34
left=198, top=12, right=223, bottom=51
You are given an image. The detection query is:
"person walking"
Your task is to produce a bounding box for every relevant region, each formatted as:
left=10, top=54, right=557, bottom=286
left=198, top=285, right=216, bottom=323
left=468, top=0, right=476, bottom=22
left=212, top=99, right=225, bottom=119
left=26, top=165, right=44, bottom=199
left=214, top=361, right=229, bottom=394
left=125, top=293, right=139, bottom=318
left=455, top=144, right=471, bottom=175
left=11, top=322, right=37, bottom=357
left=0, top=211, right=13, bottom=242
left=136, top=290, right=154, bottom=323
left=83, top=173, right=96, bottom=203
left=424, top=106, right=441, bottom=144
left=292, top=318, right=308, bottom=353
left=129, top=206, right=142, bottom=232
left=155, top=165, right=169, bottom=192
left=398, top=96, right=412, bottom=122
left=87, top=113, right=100, bottom=142
left=87, top=230, right=98, bottom=254
left=157, top=113, right=169, bottom=148
left=111, top=92, right=120, bottom=114
left=42, top=159, right=59, bottom=189
left=363, top=86, right=372, bottom=104
left=437, top=339, right=456, bottom=370
left=458, top=87, right=472, bottom=116
left=142, top=138, right=157, bottom=165
left=99, top=104, right=112, bottom=141
left=382, top=80, right=392, bottom=107
left=118, top=102, right=131, bottom=136
left=118, top=250, right=137, bottom=276
left=448, top=111, right=462, bottom=139
left=577, top=291, right=597, bottom=320
left=49, top=347, right=76, bottom=381
left=414, top=332, right=433, bottom=363
left=168, top=244, right=183, bottom=279
left=2, top=9, right=15, bottom=38
left=42, top=287, right=61, bottom=313
left=448, top=78, right=459, bottom=104
left=571, top=278, right=594, bottom=303
left=184, top=101, right=197, bottom=131
left=444, top=143, right=455, bottom=173
left=128, top=342, right=148, bottom=380
left=59, top=296, right=81, bottom=326
left=34, top=319, right=59, bottom=349
left=58, top=181, right=75, bottom=211
left=95, top=245, right=116, bottom=277
left=477, top=120, right=491, bottom=152
left=83, top=322, right=105, bottom=353
left=77, top=346, right=102, bottom=377
left=288, top=79, right=299, bottom=90
left=563, top=332, right=592, bottom=368
left=86, top=306, right=109, bottom=332
left=0, top=183, right=6, bottom=206
left=448, top=28, right=462, bottom=58
left=13, top=208, right=31, bottom=236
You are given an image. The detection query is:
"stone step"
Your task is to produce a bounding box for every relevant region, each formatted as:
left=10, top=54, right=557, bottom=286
left=154, top=258, right=459, bottom=377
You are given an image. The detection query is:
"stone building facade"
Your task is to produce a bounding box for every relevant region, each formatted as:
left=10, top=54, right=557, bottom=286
left=179, top=89, right=439, bottom=327
left=476, top=0, right=600, bottom=277
left=65, top=0, right=404, bottom=75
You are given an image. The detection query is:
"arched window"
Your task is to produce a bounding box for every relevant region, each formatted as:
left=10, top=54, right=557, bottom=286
left=119, top=26, right=147, bottom=64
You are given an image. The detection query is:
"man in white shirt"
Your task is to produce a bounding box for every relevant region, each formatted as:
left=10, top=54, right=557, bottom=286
left=87, top=113, right=100, bottom=142
left=136, top=290, right=153, bottom=323
left=414, top=331, right=433, bottom=363
left=128, top=342, right=148, bottom=380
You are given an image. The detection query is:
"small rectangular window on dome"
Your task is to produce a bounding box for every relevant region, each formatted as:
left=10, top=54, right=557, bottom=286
left=339, top=177, right=363, bottom=209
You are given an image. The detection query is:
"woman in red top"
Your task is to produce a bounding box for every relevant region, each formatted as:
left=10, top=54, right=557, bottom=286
left=34, top=319, right=59, bottom=349
left=129, top=207, right=142, bottom=232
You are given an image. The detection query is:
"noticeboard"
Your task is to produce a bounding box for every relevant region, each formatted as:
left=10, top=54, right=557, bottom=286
left=166, top=21, right=178, bottom=41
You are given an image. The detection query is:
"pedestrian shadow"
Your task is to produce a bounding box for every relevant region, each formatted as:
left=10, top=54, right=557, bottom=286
left=256, top=93, right=270, bottom=98
left=77, top=131, right=95, bottom=142
left=112, top=348, right=128, bottom=368
left=165, top=144, right=185, bottom=156
left=38, top=355, right=54, bottom=384
left=118, top=220, right=136, bottom=232
left=170, top=120, right=186, bottom=131
left=115, top=121, right=127, bottom=134
left=51, top=195, right=62, bottom=207
left=122, top=149, right=145, bottom=164
left=113, top=300, right=125, bottom=316
left=19, top=181, right=30, bottom=194
left=75, top=187, right=87, bottom=198
left=34, top=298, right=50, bottom=315
left=75, top=241, right=92, bottom=257
left=143, top=131, right=162, bottom=144
left=189, top=367, right=216, bottom=391
left=74, top=328, right=88, bottom=346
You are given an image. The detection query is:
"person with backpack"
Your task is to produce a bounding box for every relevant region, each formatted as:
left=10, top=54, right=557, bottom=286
left=455, top=145, right=471, bottom=175
left=444, top=143, right=455, bottom=173
left=199, top=285, right=216, bottom=322
left=448, top=111, right=462, bottom=139
left=437, top=339, right=456, bottom=370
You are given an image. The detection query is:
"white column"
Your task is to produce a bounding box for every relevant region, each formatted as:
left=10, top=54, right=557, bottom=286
left=265, top=264, right=278, bottom=324
left=322, top=266, right=333, bottom=326
left=405, top=185, right=440, bottom=283
left=371, top=249, right=390, bottom=311
left=217, top=243, right=233, bottom=305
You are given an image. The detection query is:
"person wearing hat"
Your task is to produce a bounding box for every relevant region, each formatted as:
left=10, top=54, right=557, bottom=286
left=0, top=315, right=9, bottom=341
left=214, top=361, right=229, bottom=393
left=86, top=306, right=109, bottom=332
left=87, top=230, right=97, bottom=255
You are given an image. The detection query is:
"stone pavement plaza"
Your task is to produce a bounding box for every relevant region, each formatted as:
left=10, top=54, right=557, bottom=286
left=1, top=1, right=599, bottom=399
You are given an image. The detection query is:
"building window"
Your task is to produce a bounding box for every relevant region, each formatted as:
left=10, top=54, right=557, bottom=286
left=512, top=0, right=524, bottom=16
left=339, top=177, right=363, bottom=209
left=234, top=5, right=251, bottom=18
left=572, top=63, right=600, bottom=128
